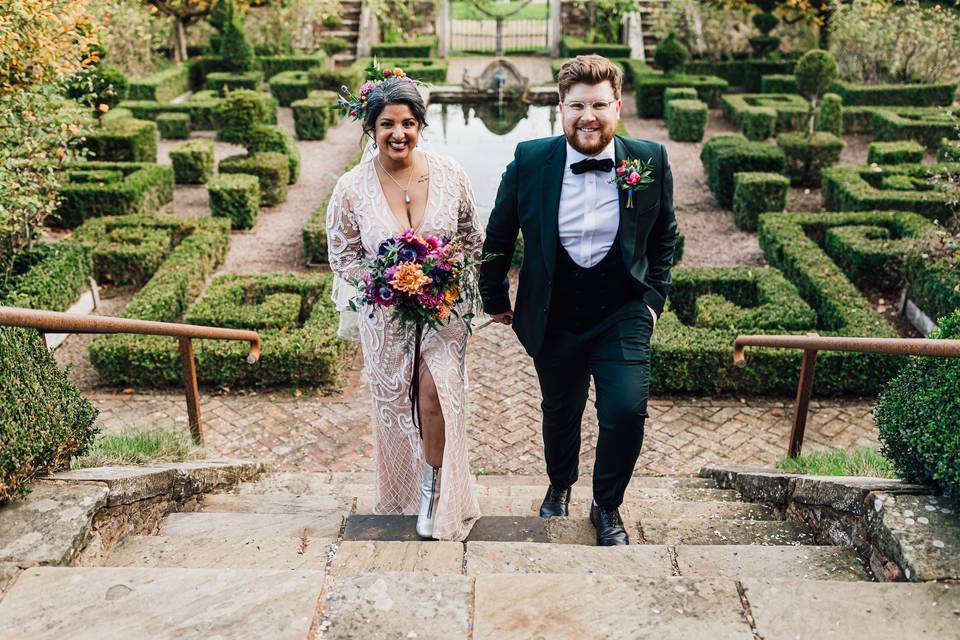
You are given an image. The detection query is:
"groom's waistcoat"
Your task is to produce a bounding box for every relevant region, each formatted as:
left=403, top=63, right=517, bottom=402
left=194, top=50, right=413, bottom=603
left=480, top=134, right=678, bottom=358
left=549, top=234, right=634, bottom=333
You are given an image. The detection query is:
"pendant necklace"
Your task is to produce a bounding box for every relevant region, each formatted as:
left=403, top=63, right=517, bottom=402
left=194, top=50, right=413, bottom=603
left=376, top=152, right=416, bottom=225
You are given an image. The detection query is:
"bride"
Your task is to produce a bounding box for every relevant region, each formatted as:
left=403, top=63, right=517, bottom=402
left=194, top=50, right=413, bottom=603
left=325, top=73, right=482, bottom=541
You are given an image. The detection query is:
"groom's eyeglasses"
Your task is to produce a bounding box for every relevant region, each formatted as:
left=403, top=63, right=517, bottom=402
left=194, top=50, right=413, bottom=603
left=563, top=100, right=616, bottom=113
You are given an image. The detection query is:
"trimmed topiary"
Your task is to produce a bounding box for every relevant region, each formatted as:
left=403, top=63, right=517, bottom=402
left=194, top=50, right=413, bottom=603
left=742, top=106, right=776, bottom=141
left=794, top=49, right=839, bottom=100
left=776, top=131, right=844, bottom=187
left=733, top=171, right=789, bottom=231
left=56, top=161, right=174, bottom=228
left=209, top=173, right=260, bottom=229
left=653, top=33, right=689, bottom=74
left=219, top=152, right=289, bottom=205
left=268, top=70, right=310, bottom=106
left=156, top=112, right=191, bottom=139
left=663, top=87, right=698, bottom=119
left=80, top=118, right=158, bottom=163
left=170, top=138, right=215, bottom=184
left=292, top=94, right=335, bottom=140
left=666, top=99, right=707, bottom=142
left=938, top=138, right=960, bottom=162
left=217, top=89, right=275, bottom=134
left=700, top=134, right=786, bottom=207
left=875, top=308, right=960, bottom=502
left=206, top=70, right=264, bottom=95
left=635, top=74, right=728, bottom=118
left=868, top=140, right=926, bottom=165
left=242, top=124, right=300, bottom=184
left=220, top=12, right=256, bottom=73
left=308, top=65, right=364, bottom=93
left=1, top=242, right=93, bottom=312
left=760, top=74, right=797, bottom=94
left=822, top=162, right=960, bottom=223
left=817, top=93, right=842, bottom=136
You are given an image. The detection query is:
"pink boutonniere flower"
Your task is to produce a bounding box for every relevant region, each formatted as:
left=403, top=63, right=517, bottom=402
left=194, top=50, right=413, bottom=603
left=609, top=157, right=655, bottom=208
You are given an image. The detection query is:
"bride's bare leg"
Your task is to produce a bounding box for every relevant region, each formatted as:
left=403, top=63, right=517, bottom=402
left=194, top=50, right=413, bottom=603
left=418, top=364, right=445, bottom=468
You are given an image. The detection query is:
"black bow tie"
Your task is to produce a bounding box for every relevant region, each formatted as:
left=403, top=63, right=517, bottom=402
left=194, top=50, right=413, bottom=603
left=569, top=157, right=614, bottom=175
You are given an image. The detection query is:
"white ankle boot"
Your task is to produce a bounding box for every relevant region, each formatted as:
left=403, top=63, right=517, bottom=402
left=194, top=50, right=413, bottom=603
left=416, top=462, right=441, bottom=539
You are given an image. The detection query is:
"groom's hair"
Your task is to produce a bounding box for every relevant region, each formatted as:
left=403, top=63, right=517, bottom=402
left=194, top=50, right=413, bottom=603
left=557, top=55, right=623, bottom=101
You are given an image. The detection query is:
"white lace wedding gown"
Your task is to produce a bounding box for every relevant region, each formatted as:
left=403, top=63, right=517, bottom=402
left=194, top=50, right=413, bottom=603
left=326, top=150, right=483, bottom=541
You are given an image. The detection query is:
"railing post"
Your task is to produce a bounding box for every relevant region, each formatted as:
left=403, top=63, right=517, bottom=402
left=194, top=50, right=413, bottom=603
left=178, top=337, right=203, bottom=445
left=788, top=348, right=818, bottom=458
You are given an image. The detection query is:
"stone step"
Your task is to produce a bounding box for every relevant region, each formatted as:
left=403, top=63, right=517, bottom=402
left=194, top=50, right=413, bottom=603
left=674, top=544, right=870, bottom=580
left=0, top=566, right=324, bottom=639
left=200, top=493, right=351, bottom=514
left=106, top=535, right=334, bottom=570
left=160, top=512, right=344, bottom=539
left=641, top=518, right=815, bottom=545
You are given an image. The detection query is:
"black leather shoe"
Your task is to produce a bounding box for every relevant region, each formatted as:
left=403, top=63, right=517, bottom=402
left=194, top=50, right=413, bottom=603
left=590, top=504, right=629, bottom=546
left=539, top=484, right=571, bottom=517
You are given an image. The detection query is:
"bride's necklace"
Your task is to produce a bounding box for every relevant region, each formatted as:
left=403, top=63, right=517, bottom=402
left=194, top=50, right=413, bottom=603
left=376, top=152, right=416, bottom=223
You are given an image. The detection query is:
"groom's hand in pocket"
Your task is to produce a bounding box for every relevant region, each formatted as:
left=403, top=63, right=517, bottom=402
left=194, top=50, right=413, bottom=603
left=490, top=310, right=514, bottom=325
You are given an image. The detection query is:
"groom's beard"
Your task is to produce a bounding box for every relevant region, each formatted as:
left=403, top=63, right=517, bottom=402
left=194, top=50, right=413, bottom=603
left=563, top=116, right=617, bottom=156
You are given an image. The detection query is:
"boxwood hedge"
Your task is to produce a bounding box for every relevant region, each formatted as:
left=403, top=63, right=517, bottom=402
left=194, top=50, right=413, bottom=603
left=156, top=112, right=191, bottom=139
left=635, top=74, right=728, bottom=118
left=219, top=152, right=289, bottom=205
left=821, top=162, right=960, bottom=222
left=760, top=74, right=797, bottom=94
left=74, top=218, right=174, bottom=287
left=665, top=99, right=707, bottom=142
left=663, top=87, right=699, bottom=118
left=302, top=146, right=365, bottom=264
left=56, top=161, right=175, bottom=228
left=260, top=52, right=328, bottom=80
left=268, top=70, right=310, bottom=106
left=372, top=58, right=449, bottom=84
left=732, top=171, right=788, bottom=231
left=867, top=140, right=926, bottom=165
left=372, top=36, right=438, bottom=58
left=206, top=70, right=264, bottom=95
left=291, top=90, right=338, bottom=140
left=80, top=118, right=158, bottom=163
left=559, top=36, right=630, bottom=58
left=170, top=138, right=215, bottom=184
left=938, top=138, right=960, bottom=162
left=700, top=134, right=786, bottom=207
left=830, top=80, right=957, bottom=107
left=208, top=173, right=260, bottom=229
left=873, top=109, right=958, bottom=150
left=128, top=63, right=191, bottom=102
left=905, top=253, right=960, bottom=323
left=721, top=93, right=810, bottom=134
left=1, top=242, right=93, bottom=311
left=776, top=131, right=844, bottom=187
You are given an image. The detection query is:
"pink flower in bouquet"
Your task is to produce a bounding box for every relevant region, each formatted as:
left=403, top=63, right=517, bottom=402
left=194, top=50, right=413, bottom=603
left=424, top=234, right=442, bottom=256
left=418, top=291, right=444, bottom=310
left=390, top=262, right=432, bottom=295
left=373, top=285, right=397, bottom=306
left=627, top=171, right=642, bottom=185
left=616, top=166, right=626, bottom=176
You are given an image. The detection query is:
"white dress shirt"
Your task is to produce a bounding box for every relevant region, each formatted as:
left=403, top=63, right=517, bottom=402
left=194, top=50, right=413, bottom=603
left=558, top=139, right=621, bottom=268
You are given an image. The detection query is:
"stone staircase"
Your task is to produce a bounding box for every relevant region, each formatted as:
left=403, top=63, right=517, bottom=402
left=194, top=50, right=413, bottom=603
left=328, top=0, right=362, bottom=67
left=0, top=471, right=955, bottom=638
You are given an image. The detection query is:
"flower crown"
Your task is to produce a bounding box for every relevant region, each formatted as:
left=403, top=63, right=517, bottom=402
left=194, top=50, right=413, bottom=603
left=337, top=58, right=419, bottom=122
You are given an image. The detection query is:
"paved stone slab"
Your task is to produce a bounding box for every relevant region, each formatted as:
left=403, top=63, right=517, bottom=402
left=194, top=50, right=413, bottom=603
left=675, top=545, right=870, bottom=580
left=465, top=541, right=672, bottom=575
left=353, top=494, right=539, bottom=516
left=161, top=512, right=343, bottom=539
left=236, top=472, right=333, bottom=496
left=0, top=564, right=19, bottom=599
left=0, top=483, right=108, bottom=566
left=699, top=464, right=774, bottom=489
left=632, top=499, right=779, bottom=520
left=742, top=578, right=960, bottom=639
left=44, top=467, right=176, bottom=506
left=638, top=487, right=742, bottom=502
left=467, top=516, right=550, bottom=543
left=866, top=492, right=960, bottom=581
left=342, top=515, right=422, bottom=541
left=792, top=476, right=929, bottom=514
left=734, top=470, right=801, bottom=503
left=318, top=573, right=471, bottom=639
left=107, top=535, right=333, bottom=570
left=154, top=460, right=267, bottom=499
left=201, top=493, right=350, bottom=514
left=0, top=566, right=323, bottom=639
left=473, top=574, right=753, bottom=639
left=544, top=515, right=643, bottom=545
left=641, top=519, right=815, bottom=545
left=329, top=541, right=463, bottom=575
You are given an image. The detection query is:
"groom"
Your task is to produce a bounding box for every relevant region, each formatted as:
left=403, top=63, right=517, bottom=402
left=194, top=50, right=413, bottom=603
left=479, top=55, right=677, bottom=546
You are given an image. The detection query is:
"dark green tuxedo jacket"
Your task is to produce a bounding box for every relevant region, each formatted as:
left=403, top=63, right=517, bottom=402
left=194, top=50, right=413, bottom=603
left=479, top=134, right=678, bottom=358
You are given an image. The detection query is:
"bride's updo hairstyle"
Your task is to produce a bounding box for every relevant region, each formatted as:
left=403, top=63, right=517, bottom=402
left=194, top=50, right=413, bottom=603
left=361, top=76, right=428, bottom=140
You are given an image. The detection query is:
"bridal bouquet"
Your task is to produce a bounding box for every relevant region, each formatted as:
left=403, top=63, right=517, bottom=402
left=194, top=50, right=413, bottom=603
left=351, top=229, right=482, bottom=341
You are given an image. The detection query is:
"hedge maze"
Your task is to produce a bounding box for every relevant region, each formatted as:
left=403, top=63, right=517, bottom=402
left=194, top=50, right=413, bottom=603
left=821, top=163, right=960, bottom=223
left=56, top=162, right=174, bottom=228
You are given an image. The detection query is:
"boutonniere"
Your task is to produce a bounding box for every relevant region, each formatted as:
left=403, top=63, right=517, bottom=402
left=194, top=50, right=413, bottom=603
left=609, top=158, right=655, bottom=208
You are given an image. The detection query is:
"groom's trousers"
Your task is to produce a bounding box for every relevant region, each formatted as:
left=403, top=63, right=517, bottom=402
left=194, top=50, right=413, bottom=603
left=533, top=298, right=653, bottom=509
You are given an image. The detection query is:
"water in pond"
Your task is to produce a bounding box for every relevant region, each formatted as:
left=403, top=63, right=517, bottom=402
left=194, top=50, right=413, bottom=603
left=420, top=102, right=561, bottom=220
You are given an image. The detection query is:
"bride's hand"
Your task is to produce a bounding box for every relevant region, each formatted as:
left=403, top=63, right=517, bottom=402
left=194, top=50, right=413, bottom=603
left=490, top=311, right=514, bottom=325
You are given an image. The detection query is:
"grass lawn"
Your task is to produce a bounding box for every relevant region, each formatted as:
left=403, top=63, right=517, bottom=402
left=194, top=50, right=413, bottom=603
left=776, top=447, right=897, bottom=478
left=451, top=0, right=548, bottom=21
left=72, top=427, right=204, bottom=469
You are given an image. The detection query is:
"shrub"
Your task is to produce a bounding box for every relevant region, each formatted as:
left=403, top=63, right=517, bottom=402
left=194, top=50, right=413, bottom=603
left=373, top=58, right=449, bottom=84
left=320, top=37, right=350, bottom=56
left=128, top=64, right=191, bottom=102
left=653, top=33, right=689, bottom=74
left=776, top=131, right=844, bottom=187
left=156, top=112, right=191, bottom=140
left=743, top=60, right=796, bottom=92
left=741, top=106, right=776, bottom=141
left=761, top=74, right=796, bottom=94
left=841, top=105, right=949, bottom=136
left=875, top=309, right=960, bottom=501
left=822, top=223, right=922, bottom=292
left=66, top=64, right=130, bottom=120
left=868, top=141, right=926, bottom=166
left=119, top=95, right=224, bottom=130
left=721, top=93, right=810, bottom=133
left=559, top=36, right=631, bottom=58
left=56, top=161, right=175, bottom=228
left=217, top=89, right=276, bottom=133
left=663, top=87, right=698, bottom=119
left=0, top=327, right=98, bottom=502
left=794, top=49, right=838, bottom=100
left=635, top=74, right=728, bottom=118
left=220, top=13, right=257, bottom=73
left=817, top=93, right=842, bottom=136
left=666, top=99, right=707, bottom=142
left=905, top=253, right=960, bottom=322
left=240, top=124, right=300, bottom=184
left=700, top=135, right=786, bottom=207
left=733, top=172, right=789, bottom=231
left=821, top=163, right=960, bottom=223
left=303, top=146, right=365, bottom=264
left=268, top=70, right=310, bottom=106
left=259, top=52, right=329, bottom=80
left=80, top=118, right=158, bottom=163
left=292, top=93, right=337, bottom=140
left=169, top=139, right=215, bottom=185
left=371, top=36, right=438, bottom=58
left=206, top=70, right=264, bottom=95
left=830, top=80, right=957, bottom=108
left=73, top=221, right=173, bottom=287
left=308, top=65, right=364, bottom=93
left=1, top=242, right=93, bottom=311
left=219, top=152, right=289, bottom=206
left=872, top=109, right=958, bottom=150
left=938, top=138, right=960, bottom=162
left=208, top=173, right=260, bottom=229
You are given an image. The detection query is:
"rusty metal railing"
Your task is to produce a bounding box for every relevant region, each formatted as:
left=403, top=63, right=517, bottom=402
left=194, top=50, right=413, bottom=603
left=733, top=333, right=960, bottom=458
left=0, top=306, right=261, bottom=446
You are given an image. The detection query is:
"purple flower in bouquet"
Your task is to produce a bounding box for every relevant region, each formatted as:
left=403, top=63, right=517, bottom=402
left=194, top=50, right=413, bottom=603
left=378, top=239, right=396, bottom=256
left=418, top=291, right=444, bottom=310
left=398, top=243, right=420, bottom=262
left=428, top=262, right=453, bottom=287
left=375, top=285, right=397, bottom=306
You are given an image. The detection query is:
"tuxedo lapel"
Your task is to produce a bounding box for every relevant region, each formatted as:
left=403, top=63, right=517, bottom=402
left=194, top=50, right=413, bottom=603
left=540, top=136, right=566, bottom=279
left=615, top=135, right=638, bottom=269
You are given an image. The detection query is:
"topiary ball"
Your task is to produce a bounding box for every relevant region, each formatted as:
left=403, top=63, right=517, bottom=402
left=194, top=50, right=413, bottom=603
left=794, top=49, right=839, bottom=100
left=653, top=33, right=689, bottom=75
left=752, top=11, right=780, bottom=35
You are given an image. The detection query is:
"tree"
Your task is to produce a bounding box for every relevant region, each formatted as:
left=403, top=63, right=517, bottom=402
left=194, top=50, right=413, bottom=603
left=794, top=48, right=838, bottom=135
left=653, top=33, right=689, bottom=74
left=717, top=0, right=833, bottom=49
left=141, top=0, right=266, bottom=62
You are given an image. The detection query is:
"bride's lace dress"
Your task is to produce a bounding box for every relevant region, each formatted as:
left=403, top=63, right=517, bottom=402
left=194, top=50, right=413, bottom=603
left=326, top=150, right=483, bottom=541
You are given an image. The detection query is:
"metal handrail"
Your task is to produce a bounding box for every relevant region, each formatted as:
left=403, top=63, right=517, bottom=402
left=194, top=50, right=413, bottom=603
left=733, top=333, right=960, bottom=458
left=0, top=306, right=261, bottom=446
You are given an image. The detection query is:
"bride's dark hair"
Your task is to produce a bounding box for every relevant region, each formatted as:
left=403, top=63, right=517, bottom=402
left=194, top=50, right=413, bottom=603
left=361, top=76, right=428, bottom=140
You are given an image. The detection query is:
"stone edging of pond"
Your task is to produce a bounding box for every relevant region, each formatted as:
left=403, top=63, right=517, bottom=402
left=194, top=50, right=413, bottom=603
left=699, top=463, right=959, bottom=582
